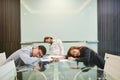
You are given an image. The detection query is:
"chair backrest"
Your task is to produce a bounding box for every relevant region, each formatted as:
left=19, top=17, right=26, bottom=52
left=104, top=53, right=120, bottom=80
left=0, top=60, right=17, bottom=80
left=0, top=52, right=6, bottom=65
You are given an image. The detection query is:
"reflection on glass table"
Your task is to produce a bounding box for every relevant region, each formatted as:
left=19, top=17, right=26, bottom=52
left=73, top=66, right=116, bottom=80
left=73, top=67, right=102, bottom=80
left=18, top=60, right=113, bottom=80
left=21, top=61, right=81, bottom=80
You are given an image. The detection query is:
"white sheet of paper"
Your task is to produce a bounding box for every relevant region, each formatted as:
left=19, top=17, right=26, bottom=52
left=40, top=58, right=53, bottom=62
left=59, top=59, right=68, bottom=62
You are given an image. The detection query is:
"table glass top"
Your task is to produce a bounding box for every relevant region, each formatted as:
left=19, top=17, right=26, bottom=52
left=18, top=61, right=114, bottom=80
left=17, top=55, right=114, bottom=80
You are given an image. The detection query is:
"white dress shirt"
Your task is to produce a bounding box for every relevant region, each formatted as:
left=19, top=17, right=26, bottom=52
left=49, top=39, right=65, bottom=55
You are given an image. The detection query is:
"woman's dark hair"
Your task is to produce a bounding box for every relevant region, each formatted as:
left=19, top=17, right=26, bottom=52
left=67, top=46, right=82, bottom=57
left=38, top=45, right=47, bottom=55
left=44, top=36, right=53, bottom=42
left=67, top=46, right=96, bottom=57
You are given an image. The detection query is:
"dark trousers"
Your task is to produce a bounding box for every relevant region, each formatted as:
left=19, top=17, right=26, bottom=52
left=94, top=54, right=105, bottom=69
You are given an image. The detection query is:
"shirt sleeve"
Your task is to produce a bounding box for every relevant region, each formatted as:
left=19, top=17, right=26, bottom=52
left=19, top=52, right=38, bottom=65
left=75, top=48, right=91, bottom=63
left=57, top=39, right=65, bottom=55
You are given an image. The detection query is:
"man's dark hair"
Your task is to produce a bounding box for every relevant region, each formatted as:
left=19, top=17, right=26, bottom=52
left=44, top=36, right=53, bottom=42
left=38, top=45, right=47, bottom=55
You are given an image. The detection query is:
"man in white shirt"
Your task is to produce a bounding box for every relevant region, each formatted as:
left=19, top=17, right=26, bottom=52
left=5, top=45, right=46, bottom=67
left=44, top=36, right=65, bottom=55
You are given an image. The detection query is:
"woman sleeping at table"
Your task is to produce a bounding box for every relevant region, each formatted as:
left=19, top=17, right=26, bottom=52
left=53, top=46, right=105, bottom=69
left=65, top=46, right=105, bottom=69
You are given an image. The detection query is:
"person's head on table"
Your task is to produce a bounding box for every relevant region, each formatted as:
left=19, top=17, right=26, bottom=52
left=32, top=45, right=46, bottom=58
left=6, top=45, right=47, bottom=67
left=67, top=46, right=81, bottom=57
left=66, top=46, right=105, bottom=69
left=44, top=36, right=53, bottom=44
left=44, top=36, right=65, bottom=55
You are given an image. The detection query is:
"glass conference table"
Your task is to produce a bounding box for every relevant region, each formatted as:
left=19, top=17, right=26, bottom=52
left=17, top=55, right=113, bottom=80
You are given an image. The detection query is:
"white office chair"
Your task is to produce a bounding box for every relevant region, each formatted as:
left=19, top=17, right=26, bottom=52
left=0, top=52, right=6, bottom=65
left=0, top=60, right=17, bottom=80
left=104, top=53, right=120, bottom=80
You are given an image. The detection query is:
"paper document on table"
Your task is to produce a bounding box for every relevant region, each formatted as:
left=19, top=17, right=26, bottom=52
left=48, top=55, right=63, bottom=58
left=59, top=59, right=68, bottom=62
left=40, top=58, right=53, bottom=62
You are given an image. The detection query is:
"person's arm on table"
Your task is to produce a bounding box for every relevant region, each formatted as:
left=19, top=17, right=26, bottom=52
left=19, top=53, right=38, bottom=65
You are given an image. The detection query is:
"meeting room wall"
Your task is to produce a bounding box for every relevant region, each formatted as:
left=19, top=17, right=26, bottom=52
left=21, top=0, right=98, bottom=52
